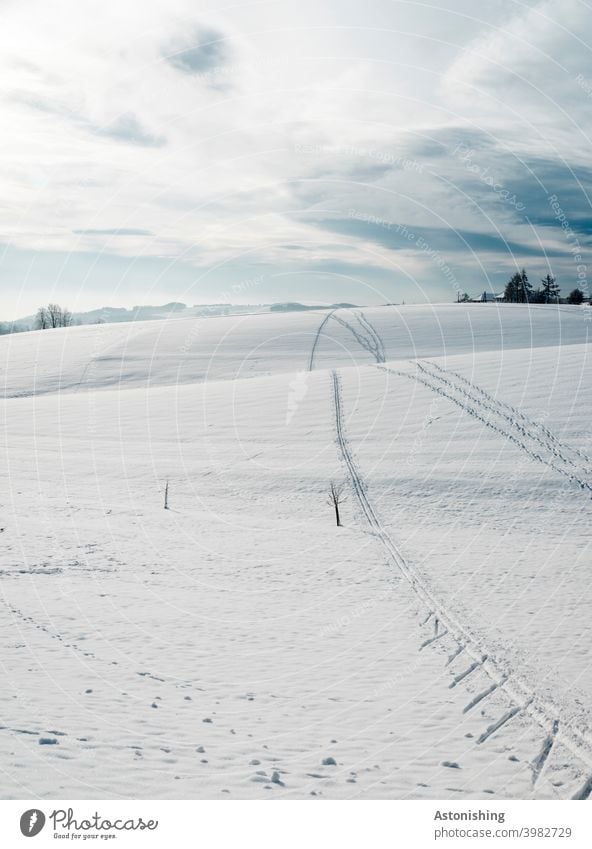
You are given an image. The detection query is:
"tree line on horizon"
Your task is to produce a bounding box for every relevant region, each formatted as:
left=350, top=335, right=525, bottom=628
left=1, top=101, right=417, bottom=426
left=1, top=279, right=590, bottom=338
left=458, top=270, right=588, bottom=305
left=35, top=303, right=73, bottom=329
left=0, top=303, right=76, bottom=334
left=503, top=270, right=585, bottom=304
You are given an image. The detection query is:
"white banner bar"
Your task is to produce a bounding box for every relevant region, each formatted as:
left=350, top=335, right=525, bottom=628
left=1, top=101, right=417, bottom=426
left=0, top=800, right=590, bottom=848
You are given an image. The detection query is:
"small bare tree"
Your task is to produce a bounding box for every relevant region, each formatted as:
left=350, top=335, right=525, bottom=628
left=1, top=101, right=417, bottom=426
left=35, top=307, right=49, bottom=329
left=35, top=303, right=73, bottom=329
left=328, top=481, right=347, bottom=527
left=47, top=303, right=62, bottom=328
left=164, top=480, right=169, bottom=510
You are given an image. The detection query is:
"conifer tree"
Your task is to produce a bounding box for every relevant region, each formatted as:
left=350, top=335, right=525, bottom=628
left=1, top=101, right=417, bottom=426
left=541, top=274, right=560, bottom=303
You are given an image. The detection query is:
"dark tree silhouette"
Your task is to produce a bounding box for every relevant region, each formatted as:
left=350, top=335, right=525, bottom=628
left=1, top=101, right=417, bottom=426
left=567, top=288, right=585, bottom=305
left=36, top=304, right=72, bottom=329
left=518, top=268, right=533, bottom=302
left=504, top=269, right=532, bottom=303
left=504, top=272, right=521, bottom=303
left=328, top=481, right=347, bottom=527
left=541, top=274, right=560, bottom=303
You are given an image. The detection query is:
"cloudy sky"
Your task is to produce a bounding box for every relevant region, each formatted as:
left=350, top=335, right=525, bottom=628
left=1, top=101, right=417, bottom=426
left=1, top=0, right=592, bottom=317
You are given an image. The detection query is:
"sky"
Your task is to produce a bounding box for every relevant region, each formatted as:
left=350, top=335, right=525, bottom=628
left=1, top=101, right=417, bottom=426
left=1, top=0, right=592, bottom=318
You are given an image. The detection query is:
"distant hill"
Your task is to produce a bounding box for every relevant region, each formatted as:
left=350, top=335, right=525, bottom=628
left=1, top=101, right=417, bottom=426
left=269, top=302, right=357, bottom=312
left=9, top=302, right=190, bottom=330
left=73, top=302, right=189, bottom=324
left=6, top=300, right=360, bottom=333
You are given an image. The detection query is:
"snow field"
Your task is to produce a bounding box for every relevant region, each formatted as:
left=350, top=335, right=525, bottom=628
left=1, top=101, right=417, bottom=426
left=1, top=304, right=591, bottom=798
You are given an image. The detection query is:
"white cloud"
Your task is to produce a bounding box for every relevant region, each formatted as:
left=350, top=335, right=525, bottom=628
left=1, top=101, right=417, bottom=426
left=1, top=0, right=591, bottom=316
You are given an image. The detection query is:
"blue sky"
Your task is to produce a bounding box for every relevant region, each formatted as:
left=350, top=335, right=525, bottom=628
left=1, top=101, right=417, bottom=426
left=1, top=0, right=592, bottom=318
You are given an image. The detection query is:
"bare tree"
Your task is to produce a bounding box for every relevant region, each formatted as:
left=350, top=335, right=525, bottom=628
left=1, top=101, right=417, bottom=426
left=47, top=303, right=63, bottom=328
left=164, top=480, right=169, bottom=510
left=35, top=303, right=73, bottom=329
left=35, top=307, right=49, bottom=329
left=327, top=481, right=347, bottom=527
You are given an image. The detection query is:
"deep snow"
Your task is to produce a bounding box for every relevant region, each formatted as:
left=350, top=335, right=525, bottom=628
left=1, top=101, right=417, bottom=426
left=1, top=304, right=591, bottom=799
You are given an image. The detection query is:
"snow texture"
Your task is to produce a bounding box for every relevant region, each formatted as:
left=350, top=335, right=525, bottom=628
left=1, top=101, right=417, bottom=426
left=1, top=303, right=591, bottom=799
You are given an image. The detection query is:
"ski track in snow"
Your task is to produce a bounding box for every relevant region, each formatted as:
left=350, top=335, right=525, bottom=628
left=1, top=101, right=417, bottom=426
left=330, top=313, right=386, bottom=364
left=308, top=308, right=386, bottom=369
left=421, top=360, right=592, bottom=465
left=416, top=359, right=592, bottom=480
left=320, top=307, right=592, bottom=799
left=307, top=309, right=337, bottom=371
left=1, top=305, right=591, bottom=798
left=378, top=362, right=592, bottom=500
left=320, top=305, right=592, bottom=499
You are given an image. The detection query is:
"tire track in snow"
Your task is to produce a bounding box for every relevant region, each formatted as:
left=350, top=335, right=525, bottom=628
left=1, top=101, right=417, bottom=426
left=308, top=309, right=337, bottom=371
left=356, top=311, right=387, bottom=363
left=531, top=720, right=559, bottom=787
left=378, top=363, right=592, bottom=498
left=418, top=359, right=592, bottom=477
left=308, top=308, right=386, bottom=370
left=330, top=368, right=592, bottom=789
left=331, top=313, right=385, bottom=363
left=423, top=360, right=591, bottom=463
left=316, top=307, right=591, bottom=486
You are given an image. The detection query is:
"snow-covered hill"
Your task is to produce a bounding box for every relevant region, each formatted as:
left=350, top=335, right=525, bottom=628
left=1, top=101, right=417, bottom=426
left=1, top=303, right=590, bottom=397
left=1, top=304, right=591, bottom=799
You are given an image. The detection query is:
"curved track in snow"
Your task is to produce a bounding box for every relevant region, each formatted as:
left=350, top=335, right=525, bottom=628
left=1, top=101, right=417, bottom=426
left=308, top=309, right=337, bottom=371
left=308, top=308, right=386, bottom=370
left=379, top=362, right=592, bottom=499
left=331, top=367, right=592, bottom=797
left=419, top=359, right=592, bottom=471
